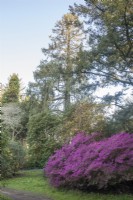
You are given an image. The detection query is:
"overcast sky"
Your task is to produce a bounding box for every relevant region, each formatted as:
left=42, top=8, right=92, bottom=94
left=0, top=0, right=84, bottom=88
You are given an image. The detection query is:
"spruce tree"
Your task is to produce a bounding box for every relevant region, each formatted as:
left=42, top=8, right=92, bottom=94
left=2, top=73, right=20, bottom=103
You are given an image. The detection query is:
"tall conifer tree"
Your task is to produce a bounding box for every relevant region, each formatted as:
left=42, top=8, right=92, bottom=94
left=2, top=74, right=20, bottom=103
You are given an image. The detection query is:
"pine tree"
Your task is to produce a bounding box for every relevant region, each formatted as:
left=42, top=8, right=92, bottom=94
left=2, top=74, right=20, bottom=103
left=70, top=0, right=133, bottom=103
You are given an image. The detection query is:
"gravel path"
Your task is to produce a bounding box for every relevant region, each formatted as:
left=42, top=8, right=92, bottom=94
left=0, top=188, right=52, bottom=200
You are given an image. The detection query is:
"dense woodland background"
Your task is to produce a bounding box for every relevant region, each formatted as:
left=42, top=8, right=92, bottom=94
left=1, top=0, right=133, bottom=182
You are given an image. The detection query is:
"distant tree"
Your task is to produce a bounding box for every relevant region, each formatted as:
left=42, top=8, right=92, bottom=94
left=27, top=61, right=56, bottom=112
left=17, top=99, right=30, bottom=141
left=1, top=103, right=22, bottom=140
left=0, top=83, right=4, bottom=103
left=59, top=101, right=105, bottom=141
left=104, top=101, right=133, bottom=136
left=2, top=73, right=20, bottom=103
left=41, top=13, right=85, bottom=111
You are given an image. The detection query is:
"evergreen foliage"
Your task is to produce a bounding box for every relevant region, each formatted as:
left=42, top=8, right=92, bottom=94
left=104, top=101, right=133, bottom=136
left=70, top=0, right=133, bottom=103
left=27, top=111, right=61, bottom=167
left=2, top=74, right=20, bottom=103
left=28, top=13, right=85, bottom=112
left=58, top=101, right=106, bottom=141
left=1, top=129, right=25, bottom=179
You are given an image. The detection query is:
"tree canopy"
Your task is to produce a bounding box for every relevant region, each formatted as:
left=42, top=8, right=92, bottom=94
left=70, top=0, right=133, bottom=102
left=2, top=73, right=20, bottom=103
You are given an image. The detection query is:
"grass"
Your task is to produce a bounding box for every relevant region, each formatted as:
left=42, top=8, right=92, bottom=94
left=0, top=169, right=133, bottom=200
left=0, top=193, right=12, bottom=200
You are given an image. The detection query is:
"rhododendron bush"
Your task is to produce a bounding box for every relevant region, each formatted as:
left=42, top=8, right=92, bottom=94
left=44, top=132, right=133, bottom=189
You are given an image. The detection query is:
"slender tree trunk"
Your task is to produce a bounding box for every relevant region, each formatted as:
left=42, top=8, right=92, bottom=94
left=64, top=26, right=71, bottom=111
left=64, top=76, right=71, bottom=111
left=12, top=129, right=15, bottom=140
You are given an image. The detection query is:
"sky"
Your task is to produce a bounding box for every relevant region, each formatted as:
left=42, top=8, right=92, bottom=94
left=0, top=0, right=85, bottom=88
left=0, top=0, right=132, bottom=101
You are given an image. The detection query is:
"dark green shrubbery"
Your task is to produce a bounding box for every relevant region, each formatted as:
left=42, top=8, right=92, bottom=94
left=1, top=130, right=25, bottom=179
left=0, top=194, right=12, bottom=200
left=1, top=131, right=12, bottom=179
left=27, top=111, right=61, bottom=168
left=8, top=140, right=25, bottom=174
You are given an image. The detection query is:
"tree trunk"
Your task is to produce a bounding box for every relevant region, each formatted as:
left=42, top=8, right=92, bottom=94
left=64, top=25, right=71, bottom=111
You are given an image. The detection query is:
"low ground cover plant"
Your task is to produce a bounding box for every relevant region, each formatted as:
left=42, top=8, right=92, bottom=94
left=44, top=132, right=133, bottom=190
left=0, top=194, right=12, bottom=200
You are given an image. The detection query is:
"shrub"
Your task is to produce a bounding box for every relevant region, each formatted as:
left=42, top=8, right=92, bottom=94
left=0, top=194, right=12, bottom=200
left=1, top=130, right=25, bottom=179
left=27, top=111, right=61, bottom=168
left=59, top=101, right=105, bottom=141
left=1, top=130, right=12, bottom=179
left=9, top=140, right=25, bottom=174
left=44, top=132, right=133, bottom=189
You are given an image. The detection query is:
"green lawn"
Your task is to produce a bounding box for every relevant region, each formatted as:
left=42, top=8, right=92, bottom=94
left=0, top=170, right=132, bottom=200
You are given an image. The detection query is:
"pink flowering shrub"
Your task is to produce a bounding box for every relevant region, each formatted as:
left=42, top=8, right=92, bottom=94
left=44, top=132, right=133, bottom=189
